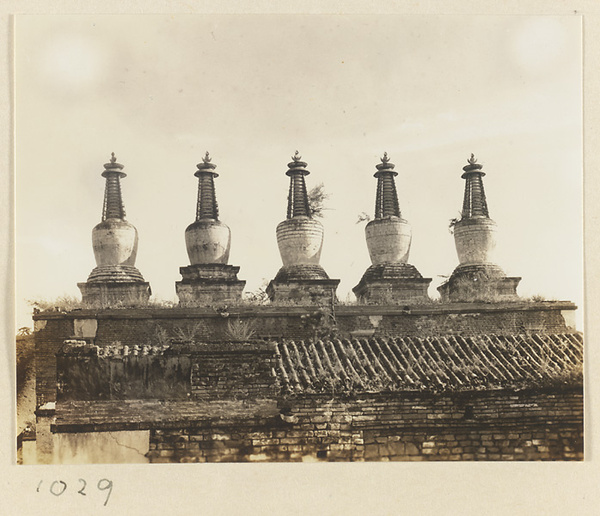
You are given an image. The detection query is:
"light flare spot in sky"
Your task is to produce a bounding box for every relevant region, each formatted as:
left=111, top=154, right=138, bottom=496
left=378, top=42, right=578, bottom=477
left=40, top=34, right=107, bottom=90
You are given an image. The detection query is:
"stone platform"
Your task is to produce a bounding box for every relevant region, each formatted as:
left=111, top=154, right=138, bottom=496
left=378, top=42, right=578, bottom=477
left=353, top=263, right=431, bottom=304
left=176, top=264, right=245, bottom=306
left=78, top=281, right=151, bottom=308
left=438, top=263, right=520, bottom=302
left=78, top=265, right=151, bottom=307
left=267, top=265, right=339, bottom=304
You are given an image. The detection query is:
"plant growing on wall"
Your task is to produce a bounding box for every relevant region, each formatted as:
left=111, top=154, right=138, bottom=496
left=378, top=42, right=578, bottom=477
left=28, top=295, right=82, bottom=312
left=173, top=322, right=203, bottom=342
left=224, top=318, right=256, bottom=341
left=244, top=282, right=270, bottom=305
left=153, top=325, right=171, bottom=347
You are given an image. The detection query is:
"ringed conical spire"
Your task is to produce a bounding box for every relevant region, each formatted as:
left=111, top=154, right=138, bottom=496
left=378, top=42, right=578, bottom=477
left=460, top=153, right=489, bottom=218
left=194, top=151, right=220, bottom=221
left=374, top=152, right=401, bottom=219
left=101, top=152, right=127, bottom=220
left=285, top=151, right=311, bottom=219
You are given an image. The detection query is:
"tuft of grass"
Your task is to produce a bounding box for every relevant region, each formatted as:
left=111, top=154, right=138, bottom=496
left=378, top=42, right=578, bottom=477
left=146, top=298, right=178, bottom=308
left=173, top=322, right=204, bottom=342
left=28, top=295, right=82, bottom=312
left=243, top=285, right=270, bottom=305
left=153, top=325, right=171, bottom=347
left=224, top=318, right=256, bottom=341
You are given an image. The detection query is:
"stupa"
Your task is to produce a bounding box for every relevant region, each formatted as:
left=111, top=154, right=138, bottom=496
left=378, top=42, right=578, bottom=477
left=78, top=153, right=151, bottom=307
left=353, top=152, right=431, bottom=303
left=266, top=151, right=339, bottom=304
left=175, top=152, right=245, bottom=305
left=438, top=154, right=520, bottom=301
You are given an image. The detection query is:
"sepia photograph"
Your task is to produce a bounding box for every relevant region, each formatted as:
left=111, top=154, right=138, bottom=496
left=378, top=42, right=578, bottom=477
left=15, top=13, right=583, bottom=466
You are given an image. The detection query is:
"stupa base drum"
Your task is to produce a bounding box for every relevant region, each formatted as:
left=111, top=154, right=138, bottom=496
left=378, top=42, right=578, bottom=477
left=176, top=264, right=245, bottom=306
left=437, top=263, right=521, bottom=303
left=78, top=280, right=151, bottom=308
left=353, top=263, right=431, bottom=304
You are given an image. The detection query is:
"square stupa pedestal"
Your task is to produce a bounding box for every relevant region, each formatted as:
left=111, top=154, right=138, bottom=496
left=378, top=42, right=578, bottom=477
left=176, top=264, right=245, bottom=306
left=353, top=263, right=431, bottom=304
left=267, top=265, right=339, bottom=304
left=78, top=281, right=151, bottom=308
left=437, top=264, right=521, bottom=302
left=78, top=265, right=151, bottom=308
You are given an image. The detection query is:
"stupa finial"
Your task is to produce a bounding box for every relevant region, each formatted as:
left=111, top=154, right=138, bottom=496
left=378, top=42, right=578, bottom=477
left=110, top=152, right=117, bottom=164
left=468, top=153, right=477, bottom=165
left=203, top=151, right=212, bottom=164
left=381, top=152, right=390, bottom=164
left=292, top=150, right=302, bottom=162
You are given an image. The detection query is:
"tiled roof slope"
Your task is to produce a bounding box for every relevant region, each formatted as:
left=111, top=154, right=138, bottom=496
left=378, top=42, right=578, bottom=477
left=274, top=333, right=583, bottom=394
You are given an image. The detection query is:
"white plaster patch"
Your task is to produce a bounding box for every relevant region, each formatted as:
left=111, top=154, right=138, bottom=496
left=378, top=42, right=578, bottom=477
left=33, top=319, right=47, bottom=331
left=369, top=315, right=383, bottom=327
left=74, top=319, right=98, bottom=338
left=561, top=310, right=577, bottom=331
left=55, top=430, right=150, bottom=464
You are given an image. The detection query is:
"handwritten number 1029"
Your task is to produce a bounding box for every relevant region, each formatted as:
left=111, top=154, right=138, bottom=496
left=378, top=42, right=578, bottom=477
left=36, top=479, right=113, bottom=506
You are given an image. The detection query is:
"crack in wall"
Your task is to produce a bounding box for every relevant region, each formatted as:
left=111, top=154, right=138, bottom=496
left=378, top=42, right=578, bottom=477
left=105, top=431, right=149, bottom=459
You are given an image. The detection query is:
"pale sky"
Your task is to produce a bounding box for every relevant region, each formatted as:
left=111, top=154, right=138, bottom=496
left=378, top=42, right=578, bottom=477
left=15, top=14, right=583, bottom=329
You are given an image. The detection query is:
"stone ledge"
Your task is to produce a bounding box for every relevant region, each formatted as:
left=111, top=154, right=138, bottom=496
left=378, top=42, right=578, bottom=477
left=32, top=300, right=579, bottom=320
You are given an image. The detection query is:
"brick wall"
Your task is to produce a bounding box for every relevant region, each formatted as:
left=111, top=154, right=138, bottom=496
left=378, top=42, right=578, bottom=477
left=35, top=318, right=74, bottom=406
left=190, top=341, right=279, bottom=400
left=145, top=390, right=583, bottom=462
left=56, top=353, right=191, bottom=401
left=34, top=301, right=576, bottom=405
